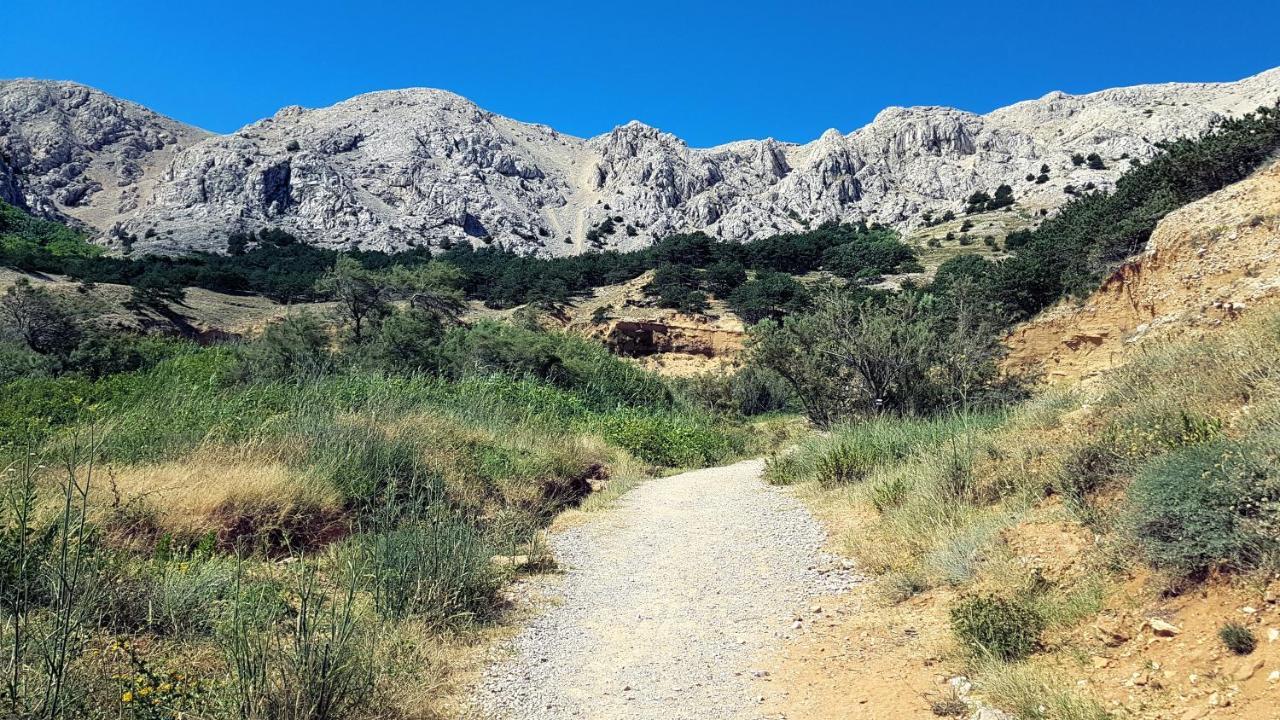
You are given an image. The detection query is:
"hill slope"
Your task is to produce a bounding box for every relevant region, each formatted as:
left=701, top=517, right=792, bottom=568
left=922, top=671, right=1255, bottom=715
left=1006, top=157, right=1280, bottom=380
left=0, top=79, right=209, bottom=230
left=2, top=69, right=1278, bottom=255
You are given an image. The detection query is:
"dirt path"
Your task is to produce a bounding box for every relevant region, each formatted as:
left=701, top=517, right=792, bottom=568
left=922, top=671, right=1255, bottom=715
left=474, top=459, right=855, bottom=720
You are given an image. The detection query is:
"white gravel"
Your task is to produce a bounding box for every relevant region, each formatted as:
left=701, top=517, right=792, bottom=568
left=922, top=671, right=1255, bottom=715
left=474, top=459, right=857, bottom=720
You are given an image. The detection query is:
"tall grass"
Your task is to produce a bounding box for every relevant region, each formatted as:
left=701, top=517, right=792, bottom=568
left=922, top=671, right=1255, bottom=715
left=2, top=438, right=97, bottom=719
left=0, top=312, right=756, bottom=718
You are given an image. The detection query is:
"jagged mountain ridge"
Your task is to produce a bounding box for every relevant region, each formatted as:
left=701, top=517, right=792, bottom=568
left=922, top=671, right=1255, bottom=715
left=2, top=68, right=1279, bottom=256
left=0, top=79, right=210, bottom=232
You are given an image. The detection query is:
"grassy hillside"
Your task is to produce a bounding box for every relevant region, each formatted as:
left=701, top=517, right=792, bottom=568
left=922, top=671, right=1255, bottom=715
left=767, top=309, right=1280, bottom=717
left=0, top=286, right=771, bottom=719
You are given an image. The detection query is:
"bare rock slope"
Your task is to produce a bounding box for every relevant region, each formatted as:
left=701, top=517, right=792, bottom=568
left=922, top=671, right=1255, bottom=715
left=3, top=69, right=1279, bottom=255
left=0, top=79, right=209, bottom=231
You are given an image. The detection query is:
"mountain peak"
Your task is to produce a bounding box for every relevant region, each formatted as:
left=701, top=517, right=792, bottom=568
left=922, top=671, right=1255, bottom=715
left=2, top=67, right=1278, bottom=256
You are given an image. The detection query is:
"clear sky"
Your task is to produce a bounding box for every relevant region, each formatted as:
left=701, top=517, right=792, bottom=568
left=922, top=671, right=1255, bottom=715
left=3, top=0, right=1278, bottom=147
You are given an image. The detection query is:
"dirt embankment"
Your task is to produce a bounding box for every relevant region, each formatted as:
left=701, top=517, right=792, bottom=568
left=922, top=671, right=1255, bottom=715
left=1006, top=159, right=1280, bottom=382
left=553, top=271, right=747, bottom=376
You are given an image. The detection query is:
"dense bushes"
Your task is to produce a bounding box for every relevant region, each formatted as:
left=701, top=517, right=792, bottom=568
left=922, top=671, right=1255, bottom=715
left=748, top=288, right=1015, bottom=426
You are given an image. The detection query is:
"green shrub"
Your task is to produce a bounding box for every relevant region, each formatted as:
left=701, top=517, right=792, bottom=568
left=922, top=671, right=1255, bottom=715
left=672, top=366, right=793, bottom=417
left=763, top=452, right=804, bottom=485
left=866, top=471, right=913, bottom=512
left=1219, top=622, right=1257, bottom=655
left=305, top=420, right=446, bottom=523
left=1126, top=439, right=1280, bottom=579
left=950, top=595, right=1044, bottom=661
left=813, top=434, right=882, bottom=486
left=239, top=314, right=333, bottom=380
left=220, top=561, right=374, bottom=720
left=599, top=410, right=741, bottom=467
left=356, top=511, right=501, bottom=622
left=1057, top=438, right=1124, bottom=507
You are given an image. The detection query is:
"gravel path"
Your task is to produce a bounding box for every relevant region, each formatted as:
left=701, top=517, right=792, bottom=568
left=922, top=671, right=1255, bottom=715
left=474, top=459, right=856, bottom=720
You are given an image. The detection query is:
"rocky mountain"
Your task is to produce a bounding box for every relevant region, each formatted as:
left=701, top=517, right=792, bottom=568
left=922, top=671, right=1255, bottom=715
left=3, top=69, right=1279, bottom=256
left=0, top=79, right=209, bottom=232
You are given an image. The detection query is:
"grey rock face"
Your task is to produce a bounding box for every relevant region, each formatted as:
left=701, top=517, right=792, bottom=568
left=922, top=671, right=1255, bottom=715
left=3, top=69, right=1279, bottom=256
left=0, top=79, right=209, bottom=232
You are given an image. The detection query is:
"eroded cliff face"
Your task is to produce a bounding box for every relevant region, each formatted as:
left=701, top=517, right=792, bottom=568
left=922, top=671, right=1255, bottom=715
left=1006, top=159, right=1280, bottom=381
left=4, top=68, right=1279, bottom=256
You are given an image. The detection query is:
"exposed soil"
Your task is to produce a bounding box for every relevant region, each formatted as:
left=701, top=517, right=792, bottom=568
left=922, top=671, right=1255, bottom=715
left=1006, top=159, right=1280, bottom=382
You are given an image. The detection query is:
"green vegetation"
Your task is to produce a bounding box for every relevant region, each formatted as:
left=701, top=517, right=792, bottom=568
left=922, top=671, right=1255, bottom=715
left=3, top=205, right=915, bottom=325
left=969, top=103, right=1280, bottom=322
left=1125, top=439, right=1278, bottom=579
left=766, top=307, right=1280, bottom=719
left=0, top=200, right=102, bottom=263
left=1218, top=622, right=1257, bottom=655
left=0, top=244, right=764, bottom=718
left=642, top=223, right=917, bottom=319
left=950, top=595, right=1044, bottom=661
left=749, top=287, right=1015, bottom=426
left=965, top=184, right=1015, bottom=214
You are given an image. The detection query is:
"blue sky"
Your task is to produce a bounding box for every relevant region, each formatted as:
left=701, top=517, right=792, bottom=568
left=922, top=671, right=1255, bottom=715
left=3, top=0, right=1278, bottom=147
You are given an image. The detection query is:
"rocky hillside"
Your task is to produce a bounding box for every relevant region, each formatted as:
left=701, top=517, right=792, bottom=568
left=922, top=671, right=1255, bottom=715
left=1006, top=157, right=1280, bottom=381
left=0, top=79, right=209, bottom=231
left=3, top=69, right=1279, bottom=255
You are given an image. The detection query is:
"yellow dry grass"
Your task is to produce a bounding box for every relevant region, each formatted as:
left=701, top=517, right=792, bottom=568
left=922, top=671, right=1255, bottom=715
left=97, top=447, right=342, bottom=537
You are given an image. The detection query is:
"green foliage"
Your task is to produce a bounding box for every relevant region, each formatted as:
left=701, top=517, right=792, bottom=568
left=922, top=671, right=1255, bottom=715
left=599, top=410, right=744, bottom=467
left=727, top=272, right=812, bottom=324
left=819, top=227, right=917, bottom=280
left=369, top=307, right=446, bottom=374
left=239, top=315, right=334, bottom=381
left=986, top=104, right=1280, bottom=322
left=705, top=260, right=747, bottom=297
left=749, top=289, right=1013, bottom=424
left=1125, top=439, right=1280, bottom=579
left=219, top=561, right=374, bottom=720
left=950, top=595, right=1044, bottom=661
left=0, top=200, right=102, bottom=270
left=1218, top=622, right=1257, bottom=655
left=671, top=365, right=793, bottom=417
left=355, top=511, right=501, bottom=622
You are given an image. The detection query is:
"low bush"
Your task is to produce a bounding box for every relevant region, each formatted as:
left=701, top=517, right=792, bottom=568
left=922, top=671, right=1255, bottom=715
left=1219, top=622, right=1257, bottom=655
left=672, top=366, right=793, bottom=418
left=355, top=510, right=501, bottom=623
left=238, top=314, right=334, bottom=381
left=978, top=660, right=1110, bottom=720
left=812, top=433, right=883, bottom=486
left=950, top=595, right=1044, bottom=661
left=1125, top=439, right=1280, bottom=579
left=599, top=410, right=742, bottom=467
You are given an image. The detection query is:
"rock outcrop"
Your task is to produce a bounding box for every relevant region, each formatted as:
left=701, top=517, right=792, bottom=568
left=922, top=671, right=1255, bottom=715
left=3, top=68, right=1279, bottom=255
left=0, top=79, right=209, bottom=232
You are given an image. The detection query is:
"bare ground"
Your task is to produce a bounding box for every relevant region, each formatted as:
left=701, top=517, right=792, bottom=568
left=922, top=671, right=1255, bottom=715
left=473, top=459, right=856, bottom=720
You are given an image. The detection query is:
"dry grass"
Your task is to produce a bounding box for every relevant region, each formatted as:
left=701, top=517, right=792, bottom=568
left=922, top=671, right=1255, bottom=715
left=96, top=446, right=344, bottom=544
left=974, top=659, right=1109, bottom=720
